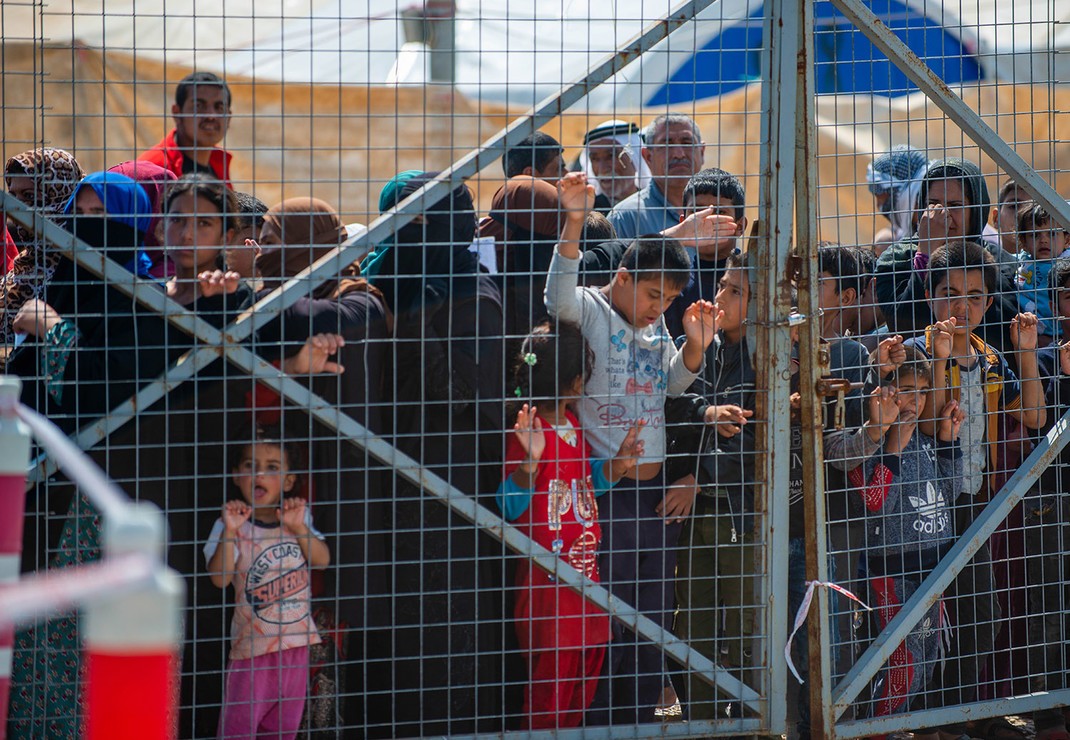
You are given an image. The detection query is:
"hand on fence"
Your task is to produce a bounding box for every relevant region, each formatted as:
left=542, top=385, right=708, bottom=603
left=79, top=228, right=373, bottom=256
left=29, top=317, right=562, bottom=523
left=682, top=300, right=721, bottom=349
left=197, top=269, right=242, bottom=297
left=936, top=399, right=965, bottom=442
left=656, top=473, right=698, bottom=524
left=222, top=500, right=252, bottom=533
left=512, top=404, right=545, bottom=470
left=930, top=317, right=956, bottom=360
left=664, top=207, right=740, bottom=249
left=875, top=334, right=906, bottom=377
left=704, top=403, right=753, bottom=438
left=916, top=203, right=953, bottom=254
left=12, top=298, right=62, bottom=337
left=282, top=333, right=346, bottom=375
left=866, top=386, right=900, bottom=440
left=557, top=172, right=595, bottom=221
left=1010, top=312, right=1039, bottom=352
left=280, top=497, right=308, bottom=533
left=1059, top=340, right=1070, bottom=375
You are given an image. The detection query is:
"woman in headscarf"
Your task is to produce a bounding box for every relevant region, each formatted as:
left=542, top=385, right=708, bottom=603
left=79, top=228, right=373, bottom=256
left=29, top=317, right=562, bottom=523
left=2, top=148, right=86, bottom=354
left=873, top=157, right=1016, bottom=350
left=362, top=171, right=507, bottom=736
left=478, top=174, right=563, bottom=339
left=478, top=174, right=627, bottom=341
left=107, top=159, right=178, bottom=277
left=6, top=171, right=171, bottom=740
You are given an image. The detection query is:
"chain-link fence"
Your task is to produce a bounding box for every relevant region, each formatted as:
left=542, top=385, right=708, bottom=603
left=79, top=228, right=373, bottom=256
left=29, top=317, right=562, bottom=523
left=1, top=0, right=1068, bottom=737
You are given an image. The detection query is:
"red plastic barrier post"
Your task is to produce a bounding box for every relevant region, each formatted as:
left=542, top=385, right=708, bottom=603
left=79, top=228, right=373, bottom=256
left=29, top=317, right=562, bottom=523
left=83, top=505, right=184, bottom=740
left=0, top=379, right=31, bottom=740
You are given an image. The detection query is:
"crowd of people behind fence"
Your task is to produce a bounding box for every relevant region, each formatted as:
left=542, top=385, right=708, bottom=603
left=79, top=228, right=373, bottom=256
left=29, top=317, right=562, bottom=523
left=2, top=70, right=1070, bottom=740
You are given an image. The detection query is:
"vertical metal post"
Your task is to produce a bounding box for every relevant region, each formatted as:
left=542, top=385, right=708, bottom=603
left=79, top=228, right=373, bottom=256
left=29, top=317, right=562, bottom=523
left=83, top=504, right=184, bottom=740
left=0, top=379, right=31, bottom=740
left=794, top=0, right=835, bottom=736
left=756, top=0, right=801, bottom=732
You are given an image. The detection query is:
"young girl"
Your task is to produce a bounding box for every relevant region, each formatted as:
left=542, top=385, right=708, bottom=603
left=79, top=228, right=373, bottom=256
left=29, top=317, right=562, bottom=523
left=160, top=173, right=239, bottom=306
left=205, top=427, right=330, bottom=739
left=497, top=320, right=643, bottom=729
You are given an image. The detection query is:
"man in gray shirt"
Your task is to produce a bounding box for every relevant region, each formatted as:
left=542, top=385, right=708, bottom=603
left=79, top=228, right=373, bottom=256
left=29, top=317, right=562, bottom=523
left=608, top=114, right=706, bottom=240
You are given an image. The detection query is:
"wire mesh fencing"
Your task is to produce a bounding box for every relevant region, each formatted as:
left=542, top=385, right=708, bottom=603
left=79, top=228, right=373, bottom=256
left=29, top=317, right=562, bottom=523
left=1, top=0, right=1069, bottom=738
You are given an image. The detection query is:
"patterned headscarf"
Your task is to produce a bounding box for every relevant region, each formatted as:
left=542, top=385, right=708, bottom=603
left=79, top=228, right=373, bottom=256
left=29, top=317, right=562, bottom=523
left=4, top=147, right=85, bottom=246
left=866, top=145, right=929, bottom=242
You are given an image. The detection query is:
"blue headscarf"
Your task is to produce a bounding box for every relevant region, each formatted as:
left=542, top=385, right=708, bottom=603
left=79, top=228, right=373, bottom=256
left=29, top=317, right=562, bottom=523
left=63, top=171, right=153, bottom=234
left=62, top=171, right=154, bottom=277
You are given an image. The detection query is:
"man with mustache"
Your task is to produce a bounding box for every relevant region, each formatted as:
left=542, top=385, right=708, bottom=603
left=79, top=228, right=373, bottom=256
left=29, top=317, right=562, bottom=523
left=608, top=114, right=706, bottom=242
left=139, top=71, right=234, bottom=187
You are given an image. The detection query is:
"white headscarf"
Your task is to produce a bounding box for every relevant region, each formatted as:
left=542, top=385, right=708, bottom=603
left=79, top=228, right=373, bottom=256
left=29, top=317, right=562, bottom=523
left=577, top=120, right=653, bottom=201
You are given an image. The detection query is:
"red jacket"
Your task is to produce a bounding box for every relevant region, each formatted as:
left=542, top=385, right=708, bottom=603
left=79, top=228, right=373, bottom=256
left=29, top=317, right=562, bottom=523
left=138, top=129, right=233, bottom=187
left=3, top=228, right=16, bottom=273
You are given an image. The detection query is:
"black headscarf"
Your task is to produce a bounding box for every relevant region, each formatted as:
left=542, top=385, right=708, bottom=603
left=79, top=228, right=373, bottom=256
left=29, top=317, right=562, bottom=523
left=913, top=157, right=991, bottom=241
left=370, top=171, right=480, bottom=316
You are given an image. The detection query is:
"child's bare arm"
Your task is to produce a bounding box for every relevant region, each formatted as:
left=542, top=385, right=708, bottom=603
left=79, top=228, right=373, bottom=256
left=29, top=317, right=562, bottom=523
left=919, top=319, right=954, bottom=438
left=680, top=300, right=721, bottom=373
left=206, top=502, right=250, bottom=589
left=1010, top=313, right=1046, bottom=430
left=555, top=173, right=595, bottom=260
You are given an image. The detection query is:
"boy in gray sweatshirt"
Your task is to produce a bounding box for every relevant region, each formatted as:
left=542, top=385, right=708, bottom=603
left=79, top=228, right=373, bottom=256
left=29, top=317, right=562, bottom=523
left=847, top=346, right=965, bottom=728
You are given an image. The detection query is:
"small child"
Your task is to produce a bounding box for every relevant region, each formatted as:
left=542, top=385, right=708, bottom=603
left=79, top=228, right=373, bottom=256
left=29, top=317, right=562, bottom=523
left=1015, top=202, right=1060, bottom=341
left=545, top=171, right=719, bottom=722
left=848, top=346, right=965, bottom=724
left=497, top=321, right=643, bottom=729
left=205, top=427, right=330, bottom=740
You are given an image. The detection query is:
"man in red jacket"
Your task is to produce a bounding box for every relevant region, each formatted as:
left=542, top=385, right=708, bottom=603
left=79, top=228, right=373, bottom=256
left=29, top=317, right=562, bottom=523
left=139, top=71, right=234, bottom=186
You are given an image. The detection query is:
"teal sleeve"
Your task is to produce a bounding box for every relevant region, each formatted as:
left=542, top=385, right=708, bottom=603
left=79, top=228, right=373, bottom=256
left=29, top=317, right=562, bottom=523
left=42, top=319, right=81, bottom=403
left=591, top=458, right=615, bottom=497
left=495, top=476, right=534, bottom=521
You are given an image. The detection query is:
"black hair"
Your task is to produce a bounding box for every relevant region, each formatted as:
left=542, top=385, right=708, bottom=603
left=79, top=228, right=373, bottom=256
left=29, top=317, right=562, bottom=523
left=513, top=320, right=594, bottom=403
left=581, top=211, right=616, bottom=248
left=725, top=248, right=748, bottom=271
left=852, top=244, right=876, bottom=277
left=869, top=343, right=932, bottom=388
left=927, top=240, right=998, bottom=296
left=998, top=179, right=1023, bottom=205
left=175, top=71, right=231, bottom=109
left=1048, top=257, right=1070, bottom=321
left=162, top=173, right=239, bottom=233
left=234, top=191, right=269, bottom=233
left=1016, top=202, right=1053, bottom=248
left=228, top=423, right=306, bottom=499
left=682, top=167, right=745, bottom=220
left=619, top=234, right=692, bottom=289
left=818, top=242, right=866, bottom=299
left=503, top=132, right=563, bottom=179
left=893, top=344, right=933, bottom=387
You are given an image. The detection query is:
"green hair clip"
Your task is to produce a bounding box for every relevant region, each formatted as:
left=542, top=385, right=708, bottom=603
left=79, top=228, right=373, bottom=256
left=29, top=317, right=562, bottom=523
left=523, top=352, right=538, bottom=367
left=514, top=386, right=523, bottom=398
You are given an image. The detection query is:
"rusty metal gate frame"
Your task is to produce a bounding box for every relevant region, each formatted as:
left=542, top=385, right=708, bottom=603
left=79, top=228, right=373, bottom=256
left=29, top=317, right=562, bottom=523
left=0, top=0, right=812, bottom=734
left=786, top=1, right=1070, bottom=737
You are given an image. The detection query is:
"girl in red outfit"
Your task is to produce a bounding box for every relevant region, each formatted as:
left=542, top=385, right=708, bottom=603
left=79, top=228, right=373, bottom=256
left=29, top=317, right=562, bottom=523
left=497, top=320, right=643, bottom=729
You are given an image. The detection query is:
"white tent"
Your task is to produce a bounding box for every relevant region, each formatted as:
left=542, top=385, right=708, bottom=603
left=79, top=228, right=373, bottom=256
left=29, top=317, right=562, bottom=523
left=3, top=0, right=1066, bottom=109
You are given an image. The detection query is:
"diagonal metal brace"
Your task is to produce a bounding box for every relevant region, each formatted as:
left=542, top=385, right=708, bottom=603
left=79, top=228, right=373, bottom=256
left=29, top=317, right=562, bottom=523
left=831, top=409, right=1070, bottom=716
left=827, top=0, right=1070, bottom=234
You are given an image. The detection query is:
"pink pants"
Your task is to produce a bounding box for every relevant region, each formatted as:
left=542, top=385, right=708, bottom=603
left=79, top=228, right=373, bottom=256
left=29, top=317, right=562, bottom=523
left=218, top=645, right=309, bottom=739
